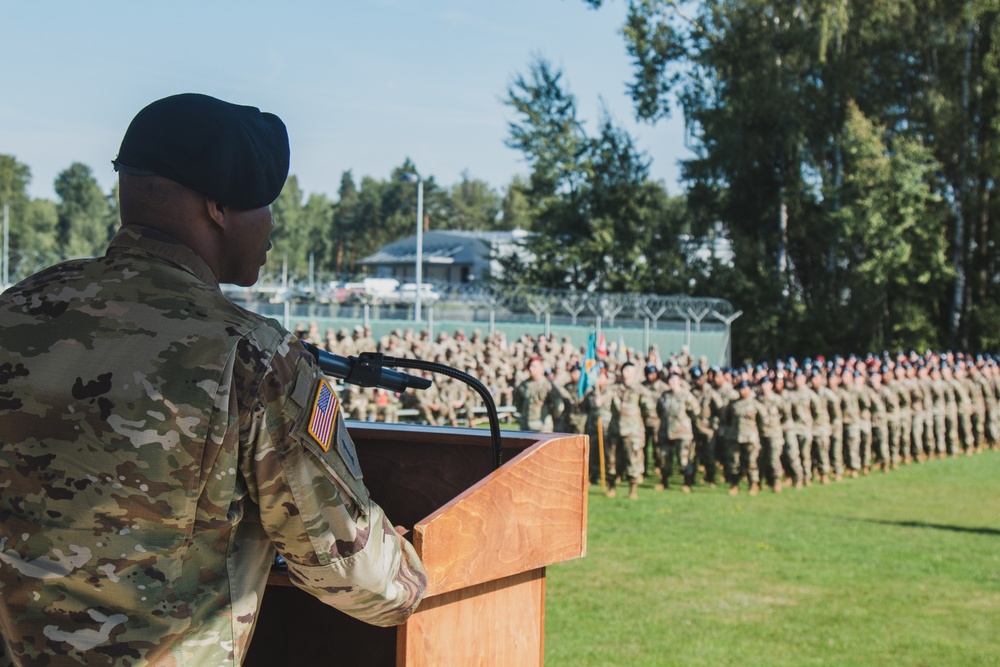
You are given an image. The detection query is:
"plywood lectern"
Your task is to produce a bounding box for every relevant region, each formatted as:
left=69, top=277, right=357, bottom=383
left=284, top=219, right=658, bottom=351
left=244, top=422, right=588, bottom=667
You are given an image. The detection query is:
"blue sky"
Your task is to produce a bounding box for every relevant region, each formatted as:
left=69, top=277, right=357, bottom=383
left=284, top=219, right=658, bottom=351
left=1, top=0, right=689, bottom=202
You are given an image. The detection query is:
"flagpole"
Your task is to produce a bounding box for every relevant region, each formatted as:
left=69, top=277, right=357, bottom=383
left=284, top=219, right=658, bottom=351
left=598, top=418, right=606, bottom=493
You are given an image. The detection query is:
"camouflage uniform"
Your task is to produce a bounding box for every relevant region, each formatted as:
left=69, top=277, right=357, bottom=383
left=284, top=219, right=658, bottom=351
left=706, top=382, right=736, bottom=486
left=721, top=391, right=764, bottom=490
left=583, top=383, right=614, bottom=484
left=786, top=381, right=817, bottom=482
left=757, top=387, right=789, bottom=488
left=969, top=367, right=988, bottom=449
left=610, top=385, right=655, bottom=485
left=642, top=375, right=669, bottom=470
left=915, top=369, right=934, bottom=458
left=893, top=370, right=912, bottom=462
left=976, top=366, right=999, bottom=446
left=951, top=371, right=974, bottom=453
left=877, top=378, right=900, bottom=467
left=858, top=380, right=874, bottom=471
left=940, top=370, right=959, bottom=455
left=513, top=377, right=564, bottom=433
left=0, top=226, right=426, bottom=666
left=929, top=371, right=947, bottom=456
left=559, top=379, right=588, bottom=435
left=810, top=381, right=836, bottom=482
left=868, top=380, right=890, bottom=470
left=655, top=386, right=700, bottom=488
left=691, top=381, right=717, bottom=484
left=840, top=380, right=864, bottom=473
left=778, top=382, right=805, bottom=485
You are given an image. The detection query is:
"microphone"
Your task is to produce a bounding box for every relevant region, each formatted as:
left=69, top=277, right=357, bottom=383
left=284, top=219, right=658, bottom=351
left=301, top=341, right=432, bottom=393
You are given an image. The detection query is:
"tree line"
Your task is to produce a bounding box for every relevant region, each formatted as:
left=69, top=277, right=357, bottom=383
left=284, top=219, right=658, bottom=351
left=572, top=0, right=1000, bottom=360
left=3, top=0, right=998, bottom=362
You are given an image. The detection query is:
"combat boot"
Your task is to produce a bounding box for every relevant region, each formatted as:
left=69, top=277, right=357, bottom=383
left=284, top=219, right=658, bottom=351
left=628, top=482, right=638, bottom=500
left=772, top=479, right=782, bottom=493
left=728, top=484, right=739, bottom=496
left=748, top=482, right=759, bottom=496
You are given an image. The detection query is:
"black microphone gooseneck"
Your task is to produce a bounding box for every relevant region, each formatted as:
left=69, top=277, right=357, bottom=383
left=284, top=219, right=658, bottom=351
left=301, top=341, right=503, bottom=470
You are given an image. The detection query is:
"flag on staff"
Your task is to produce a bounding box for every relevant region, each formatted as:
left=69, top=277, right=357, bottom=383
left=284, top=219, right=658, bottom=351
left=578, top=331, right=600, bottom=399
left=596, top=331, right=608, bottom=358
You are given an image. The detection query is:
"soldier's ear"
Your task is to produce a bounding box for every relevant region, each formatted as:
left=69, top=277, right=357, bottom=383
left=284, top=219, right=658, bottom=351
left=205, top=198, right=226, bottom=230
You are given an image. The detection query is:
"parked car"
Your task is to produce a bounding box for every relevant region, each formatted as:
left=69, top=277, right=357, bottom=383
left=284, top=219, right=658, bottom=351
left=341, top=277, right=400, bottom=303
left=393, top=282, right=442, bottom=305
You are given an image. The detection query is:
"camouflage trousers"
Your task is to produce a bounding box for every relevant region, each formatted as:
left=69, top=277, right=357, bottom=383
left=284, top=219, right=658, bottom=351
left=619, top=432, right=646, bottom=483
left=859, top=422, right=873, bottom=469
left=898, top=412, right=912, bottom=460
left=781, top=430, right=805, bottom=482
left=761, top=435, right=786, bottom=485
left=790, top=431, right=830, bottom=482
left=792, top=430, right=814, bottom=482
left=987, top=406, right=1000, bottom=445
left=830, top=424, right=844, bottom=476
left=587, top=423, right=611, bottom=484
left=809, top=430, right=831, bottom=479
left=726, top=439, right=761, bottom=486
left=698, top=433, right=719, bottom=485
left=843, top=423, right=861, bottom=471
left=654, top=437, right=675, bottom=484
left=655, top=437, right=696, bottom=485
left=944, top=410, right=960, bottom=454
left=887, top=418, right=902, bottom=465
left=971, top=407, right=985, bottom=447
left=958, top=410, right=974, bottom=450
left=910, top=413, right=928, bottom=458
left=872, top=421, right=889, bottom=466
left=933, top=412, right=947, bottom=455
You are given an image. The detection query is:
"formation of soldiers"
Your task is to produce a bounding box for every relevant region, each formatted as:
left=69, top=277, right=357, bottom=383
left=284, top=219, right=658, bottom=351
left=296, top=323, right=1000, bottom=501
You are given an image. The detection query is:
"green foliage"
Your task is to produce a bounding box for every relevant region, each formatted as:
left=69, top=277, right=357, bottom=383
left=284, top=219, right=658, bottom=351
left=443, top=172, right=504, bottom=231
left=590, top=0, right=1000, bottom=358
left=0, top=155, right=62, bottom=283
left=501, top=56, right=697, bottom=294
left=54, top=162, right=114, bottom=259
left=269, top=175, right=335, bottom=278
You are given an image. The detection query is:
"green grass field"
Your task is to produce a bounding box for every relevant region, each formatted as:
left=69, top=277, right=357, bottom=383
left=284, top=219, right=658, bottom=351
left=544, top=451, right=1000, bottom=667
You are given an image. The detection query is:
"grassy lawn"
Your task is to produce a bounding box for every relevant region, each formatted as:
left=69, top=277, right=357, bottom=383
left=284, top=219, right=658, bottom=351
left=544, top=450, right=1000, bottom=667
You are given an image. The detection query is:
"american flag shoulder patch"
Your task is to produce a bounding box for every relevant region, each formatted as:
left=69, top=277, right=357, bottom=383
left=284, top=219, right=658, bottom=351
left=308, top=378, right=339, bottom=451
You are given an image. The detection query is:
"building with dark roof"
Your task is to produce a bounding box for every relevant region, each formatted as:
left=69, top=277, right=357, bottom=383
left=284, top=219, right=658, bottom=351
left=358, top=229, right=530, bottom=285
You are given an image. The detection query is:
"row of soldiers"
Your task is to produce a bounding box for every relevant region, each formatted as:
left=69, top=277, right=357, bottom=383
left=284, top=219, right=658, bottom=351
left=564, top=353, right=1000, bottom=500
left=294, top=324, right=998, bottom=501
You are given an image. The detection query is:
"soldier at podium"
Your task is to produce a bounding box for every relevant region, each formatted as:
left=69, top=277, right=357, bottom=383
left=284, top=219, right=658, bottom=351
left=0, top=94, right=426, bottom=667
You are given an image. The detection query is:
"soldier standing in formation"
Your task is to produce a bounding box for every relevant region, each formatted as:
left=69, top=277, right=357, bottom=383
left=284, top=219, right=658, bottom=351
left=722, top=380, right=766, bottom=495
left=609, top=362, right=656, bottom=499
left=655, top=371, right=700, bottom=492
left=584, top=367, right=615, bottom=487
left=514, top=356, right=565, bottom=433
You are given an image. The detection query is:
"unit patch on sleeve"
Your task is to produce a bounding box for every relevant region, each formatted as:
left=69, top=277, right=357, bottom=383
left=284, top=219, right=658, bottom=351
left=307, top=378, right=339, bottom=451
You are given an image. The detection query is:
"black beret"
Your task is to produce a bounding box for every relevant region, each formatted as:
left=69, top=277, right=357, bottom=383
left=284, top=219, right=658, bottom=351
left=113, top=93, right=289, bottom=210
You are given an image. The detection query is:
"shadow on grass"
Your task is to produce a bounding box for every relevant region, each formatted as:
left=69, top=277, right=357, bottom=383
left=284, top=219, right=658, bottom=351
left=846, top=517, right=1000, bottom=537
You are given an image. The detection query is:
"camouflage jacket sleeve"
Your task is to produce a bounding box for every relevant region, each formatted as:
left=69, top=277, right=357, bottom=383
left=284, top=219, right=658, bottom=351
left=241, top=333, right=427, bottom=627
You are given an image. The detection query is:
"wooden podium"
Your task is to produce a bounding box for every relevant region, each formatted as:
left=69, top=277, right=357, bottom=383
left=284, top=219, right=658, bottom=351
left=245, top=422, right=588, bottom=667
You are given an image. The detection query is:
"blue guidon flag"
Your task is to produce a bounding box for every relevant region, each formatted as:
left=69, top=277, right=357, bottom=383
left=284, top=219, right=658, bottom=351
left=308, top=378, right=340, bottom=451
